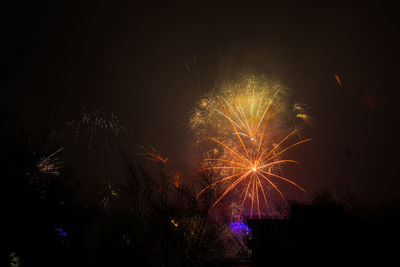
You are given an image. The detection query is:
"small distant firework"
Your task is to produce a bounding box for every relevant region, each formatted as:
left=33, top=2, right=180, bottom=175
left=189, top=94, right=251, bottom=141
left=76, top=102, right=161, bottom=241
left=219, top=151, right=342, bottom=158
left=37, top=147, right=64, bottom=176
left=67, top=109, right=126, bottom=150
left=137, top=145, right=185, bottom=189
left=54, top=227, right=67, bottom=237
left=137, top=144, right=168, bottom=164
left=171, top=218, right=179, bottom=227
left=173, top=171, right=182, bottom=187
left=293, top=104, right=314, bottom=129
left=101, top=179, right=119, bottom=208
left=334, top=73, right=342, bottom=86
left=191, top=75, right=311, bottom=218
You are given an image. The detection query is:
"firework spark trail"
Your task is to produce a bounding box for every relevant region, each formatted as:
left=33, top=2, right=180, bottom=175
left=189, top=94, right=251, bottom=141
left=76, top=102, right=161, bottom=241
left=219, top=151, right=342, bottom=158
left=265, top=138, right=312, bottom=162
left=197, top=172, right=247, bottom=196
left=204, top=158, right=245, bottom=167
left=137, top=144, right=168, bottom=164
left=217, top=96, right=249, bottom=158
left=192, top=76, right=312, bottom=218
left=37, top=147, right=64, bottom=176
left=257, top=175, right=269, bottom=212
left=239, top=173, right=253, bottom=215
left=210, top=171, right=252, bottom=210
left=257, top=89, right=280, bottom=131
left=334, top=73, right=342, bottom=86
left=144, top=151, right=168, bottom=163
left=258, top=130, right=297, bottom=163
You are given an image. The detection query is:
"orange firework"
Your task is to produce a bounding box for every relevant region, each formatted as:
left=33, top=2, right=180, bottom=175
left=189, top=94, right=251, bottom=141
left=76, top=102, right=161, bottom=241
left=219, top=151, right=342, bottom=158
left=173, top=171, right=182, bottom=187
left=334, top=73, right=342, bottom=86
left=138, top=145, right=168, bottom=164
left=192, top=76, right=312, bottom=218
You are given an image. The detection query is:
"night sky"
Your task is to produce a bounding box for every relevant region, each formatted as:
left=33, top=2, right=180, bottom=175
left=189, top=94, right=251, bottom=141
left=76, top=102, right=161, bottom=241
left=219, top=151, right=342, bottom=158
left=2, top=1, right=400, bottom=206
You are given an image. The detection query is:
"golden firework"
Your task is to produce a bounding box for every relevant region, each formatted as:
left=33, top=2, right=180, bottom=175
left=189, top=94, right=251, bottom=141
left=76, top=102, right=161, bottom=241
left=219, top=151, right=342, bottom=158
left=192, top=76, right=311, bottom=218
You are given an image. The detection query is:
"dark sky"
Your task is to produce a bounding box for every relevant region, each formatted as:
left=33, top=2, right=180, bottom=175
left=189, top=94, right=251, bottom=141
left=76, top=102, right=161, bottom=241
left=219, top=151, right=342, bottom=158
left=2, top=1, right=400, bottom=206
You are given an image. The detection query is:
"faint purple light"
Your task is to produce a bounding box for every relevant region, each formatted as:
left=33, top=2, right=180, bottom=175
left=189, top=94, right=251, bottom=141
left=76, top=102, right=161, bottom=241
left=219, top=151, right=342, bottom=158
left=230, top=222, right=251, bottom=234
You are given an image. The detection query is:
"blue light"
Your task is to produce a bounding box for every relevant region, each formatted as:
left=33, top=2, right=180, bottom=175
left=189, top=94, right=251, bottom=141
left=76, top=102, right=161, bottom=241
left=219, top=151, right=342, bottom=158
left=54, top=227, right=67, bottom=237
left=230, top=222, right=251, bottom=234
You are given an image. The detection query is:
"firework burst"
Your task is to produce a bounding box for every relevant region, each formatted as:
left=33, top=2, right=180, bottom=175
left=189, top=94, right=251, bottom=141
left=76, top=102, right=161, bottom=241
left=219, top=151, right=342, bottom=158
left=37, top=147, right=64, bottom=176
left=191, top=76, right=312, bottom=219
left=66, top=109, right=126, bottom=151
